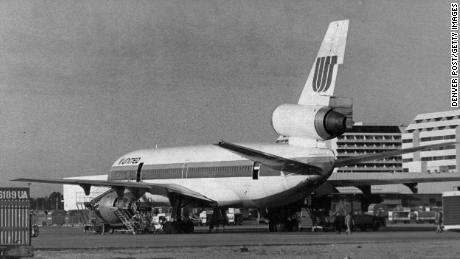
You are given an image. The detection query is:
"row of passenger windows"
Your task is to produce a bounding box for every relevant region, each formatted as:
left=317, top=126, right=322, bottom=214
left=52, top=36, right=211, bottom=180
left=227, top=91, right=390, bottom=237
left=148, top=166, right=254, bottom=179
left=111, top=165, right=262, bottom=180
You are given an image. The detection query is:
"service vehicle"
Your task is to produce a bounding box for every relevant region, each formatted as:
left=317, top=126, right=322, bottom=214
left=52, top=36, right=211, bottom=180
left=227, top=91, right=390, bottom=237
left=442, top=191, right=460, bottom=231
left=352, top=214, right=385, bottom=231
left=388, top=208, right=411, bottom=224
left=0, top=187, right=34, bottom=258
left=414, top=210, right=437, bottom=224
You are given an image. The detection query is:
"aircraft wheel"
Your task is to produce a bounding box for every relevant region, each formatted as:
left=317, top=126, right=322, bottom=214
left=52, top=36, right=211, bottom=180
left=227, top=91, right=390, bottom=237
left=372, top=223, right=380, bottom=231
left=163, top=222, right=178, bottom=234
left=268, top=222, right=276, bottom=232
left=181, top=220, right=194, bottom=233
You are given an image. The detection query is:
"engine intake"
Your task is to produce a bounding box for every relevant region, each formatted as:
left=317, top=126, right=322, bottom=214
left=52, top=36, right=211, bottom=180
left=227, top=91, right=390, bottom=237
left=91, top=190, right=137, bottom=224
left=272, top=104, right=350, bottom=140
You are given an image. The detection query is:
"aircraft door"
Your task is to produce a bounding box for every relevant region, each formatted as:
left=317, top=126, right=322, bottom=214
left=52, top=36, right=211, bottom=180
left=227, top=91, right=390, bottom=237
left=253, top=162, right=261, bottom=180
left=136, top=162, right=144, bottom=182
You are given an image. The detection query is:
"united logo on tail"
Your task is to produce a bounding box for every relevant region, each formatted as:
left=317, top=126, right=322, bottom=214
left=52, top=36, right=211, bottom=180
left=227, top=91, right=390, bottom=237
left=312, top=55, right=338, bottom=92
left=298, top=20, right=348, bottom=106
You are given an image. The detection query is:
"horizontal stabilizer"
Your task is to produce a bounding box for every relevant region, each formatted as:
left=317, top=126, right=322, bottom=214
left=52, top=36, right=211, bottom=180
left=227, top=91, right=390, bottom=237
left=216, top=141, right=322, bottom=175
left=334, top=142, right=458, bottom=168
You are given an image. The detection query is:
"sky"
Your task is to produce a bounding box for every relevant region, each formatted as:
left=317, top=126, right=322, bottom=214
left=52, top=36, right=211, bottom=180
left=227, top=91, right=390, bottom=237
left=0, top=0, right=456, bottom=196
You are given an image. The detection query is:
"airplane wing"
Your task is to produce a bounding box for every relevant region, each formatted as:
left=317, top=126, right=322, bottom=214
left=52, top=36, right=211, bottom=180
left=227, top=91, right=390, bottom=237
left=12, top=178, right=217, bottom=206
left=334, top=142, right=457, bottom=167
left=215, top=141, right=323, bottom=175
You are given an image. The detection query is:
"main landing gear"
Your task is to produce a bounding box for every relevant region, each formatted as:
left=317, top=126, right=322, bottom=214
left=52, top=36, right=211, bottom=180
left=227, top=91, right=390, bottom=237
left=266, top=201, right=303, bottom=232
left=162, top=220, right=194, bottom=234
left=162, top=198, right=195, bottom=234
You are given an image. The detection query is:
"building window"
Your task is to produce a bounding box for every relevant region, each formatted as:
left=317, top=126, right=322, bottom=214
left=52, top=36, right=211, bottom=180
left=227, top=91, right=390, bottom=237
left=420, top=135, right=455, bottom=142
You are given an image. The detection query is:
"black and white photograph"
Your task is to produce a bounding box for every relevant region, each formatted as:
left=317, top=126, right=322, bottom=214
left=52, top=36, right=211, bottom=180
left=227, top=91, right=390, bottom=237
left=1, top=0, right=460, bottom=258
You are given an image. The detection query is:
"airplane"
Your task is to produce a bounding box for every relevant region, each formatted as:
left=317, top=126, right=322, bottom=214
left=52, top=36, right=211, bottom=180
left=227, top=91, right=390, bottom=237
left=13, top=20, right=459, bottom=233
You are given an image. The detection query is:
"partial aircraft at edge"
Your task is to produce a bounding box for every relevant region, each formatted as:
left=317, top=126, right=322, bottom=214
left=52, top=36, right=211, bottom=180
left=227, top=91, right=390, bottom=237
left=13, top=20, right=459, bottom=233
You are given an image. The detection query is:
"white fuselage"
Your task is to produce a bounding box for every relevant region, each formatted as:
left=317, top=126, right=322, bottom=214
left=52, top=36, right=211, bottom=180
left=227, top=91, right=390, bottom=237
left=109, top=143, right=335, bottom=208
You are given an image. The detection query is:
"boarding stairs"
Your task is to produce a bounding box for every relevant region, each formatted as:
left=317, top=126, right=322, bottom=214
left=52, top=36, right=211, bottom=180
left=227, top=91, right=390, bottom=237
left=76, top=202, right=90, bottom=225
left=114, top=209, right=137, bottom=235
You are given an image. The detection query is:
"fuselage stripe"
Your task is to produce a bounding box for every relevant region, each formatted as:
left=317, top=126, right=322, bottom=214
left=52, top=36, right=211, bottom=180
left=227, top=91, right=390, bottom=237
left=109, top=156, right=332, bottom=181
left=109, top=165, right=283, bottom=181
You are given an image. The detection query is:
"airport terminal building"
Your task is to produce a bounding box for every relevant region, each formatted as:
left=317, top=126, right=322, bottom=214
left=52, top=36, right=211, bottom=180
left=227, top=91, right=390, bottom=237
left=401, top=109, right=460, bottom=193
left=331, top=109, right=460, bottom=194
left=335, top=125, right=403, bottom=174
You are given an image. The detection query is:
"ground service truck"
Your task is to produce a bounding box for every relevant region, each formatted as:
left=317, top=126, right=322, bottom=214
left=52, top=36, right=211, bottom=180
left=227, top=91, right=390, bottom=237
left=442, top=191, right=460, bottom=231
left=0, top=187, right=34, bottom=258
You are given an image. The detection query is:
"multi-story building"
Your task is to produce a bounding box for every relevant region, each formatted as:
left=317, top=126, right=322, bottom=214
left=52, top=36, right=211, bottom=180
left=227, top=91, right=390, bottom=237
left=402, top=109, right=460, bottom=193
left=334, top=125, right=403, bottom=173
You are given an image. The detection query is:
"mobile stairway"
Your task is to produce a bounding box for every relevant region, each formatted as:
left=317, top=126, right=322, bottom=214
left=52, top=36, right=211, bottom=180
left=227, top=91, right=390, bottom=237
left=113, top=209, right=137, bottom=235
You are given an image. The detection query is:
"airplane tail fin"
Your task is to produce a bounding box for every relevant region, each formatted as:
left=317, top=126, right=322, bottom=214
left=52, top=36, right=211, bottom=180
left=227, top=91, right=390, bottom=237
left=298, top=20, right=349, bottom=106
left=277, top=20, right=351, bottom=148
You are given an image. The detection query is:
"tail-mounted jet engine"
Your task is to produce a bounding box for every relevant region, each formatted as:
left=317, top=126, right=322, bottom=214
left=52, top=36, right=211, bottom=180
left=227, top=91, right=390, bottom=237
left=89, top=190, right=139, bottom=225
left=272, top=104, right=351, bottom=140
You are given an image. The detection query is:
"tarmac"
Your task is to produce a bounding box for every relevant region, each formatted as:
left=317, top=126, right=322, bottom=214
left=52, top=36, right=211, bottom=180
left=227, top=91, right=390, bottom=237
left=28, top=224, right=460, bottom=258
